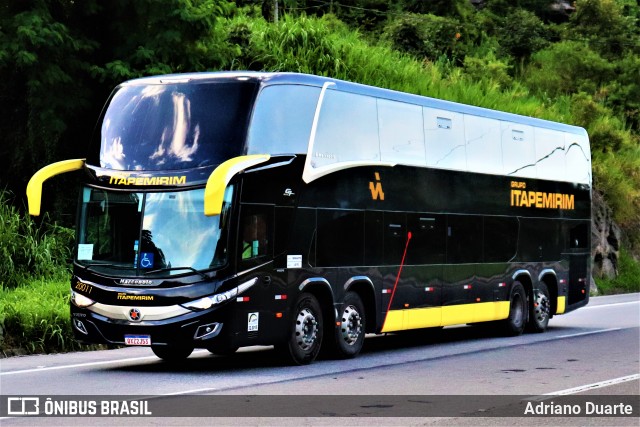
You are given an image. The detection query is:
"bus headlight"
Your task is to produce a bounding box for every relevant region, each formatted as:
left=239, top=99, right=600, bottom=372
left=71, top=290, right=95, bottom=308
left=181, top=278, right=258, bottom=311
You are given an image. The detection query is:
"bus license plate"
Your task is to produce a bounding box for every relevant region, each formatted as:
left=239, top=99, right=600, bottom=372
left=124, top=335, right=151, bottom=346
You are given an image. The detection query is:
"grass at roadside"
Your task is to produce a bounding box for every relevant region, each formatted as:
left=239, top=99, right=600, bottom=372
left=0, top=279, right=83, bottom=356
left=595, top=250, right=640, bottom=295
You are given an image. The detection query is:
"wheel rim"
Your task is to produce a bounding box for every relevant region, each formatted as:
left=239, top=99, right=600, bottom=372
left=295, top=308, right=318, bottom=351
left=340, top=305, right=362, bottom=346
left=533, top=291, right=550, bottom=323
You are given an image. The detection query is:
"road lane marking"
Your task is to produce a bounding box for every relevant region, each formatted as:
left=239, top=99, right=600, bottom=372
left=583, top=301, right=639, bottom=309
left=556, top=327, right=621, bottom=339
left=530, top=374, right=640, bottom=401
left=0, top=350, right=208, bottom=376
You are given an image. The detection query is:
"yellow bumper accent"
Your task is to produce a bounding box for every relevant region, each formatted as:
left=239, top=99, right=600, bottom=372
left=26, top=159, right=85, bottom=216
left=556, top=296, right=566, bottom=314
left=204, top=155, right=270, bottom=216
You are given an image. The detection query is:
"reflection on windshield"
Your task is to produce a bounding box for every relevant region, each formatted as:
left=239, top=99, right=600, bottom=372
left=92, top=81, right=257, bottom=171
left=76, top=187, right=232, bottom=277
left=141, top=191, right=218, bottom=271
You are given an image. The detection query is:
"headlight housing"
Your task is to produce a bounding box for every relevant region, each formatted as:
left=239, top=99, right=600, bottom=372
left=181, top=277, right=258, bottom=311
left=71, top=290, right=95, bottom=308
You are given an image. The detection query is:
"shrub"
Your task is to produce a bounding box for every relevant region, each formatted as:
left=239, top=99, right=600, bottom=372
left=595, top=249, right=640, bottom=295
left=525, top=41, right=615, bottom=97
left=0, top=279, right=82, bottom=355
left=382, top=13, right=468, bottom=64
left=496, top=8, right=549, bottom=61
left=0, top=190, right=73, bottom=289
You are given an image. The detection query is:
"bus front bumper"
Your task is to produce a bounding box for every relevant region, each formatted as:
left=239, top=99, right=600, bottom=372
left=70, top=303, right=234, bottom=348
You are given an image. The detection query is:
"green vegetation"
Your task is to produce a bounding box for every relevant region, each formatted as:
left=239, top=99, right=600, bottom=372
left=595, top=249, right=640, bottom=294
left=0, top=0, right=638, bottom=355
left=0, top=191, right=73, bottom=289
left=0, top=279, right=82, bottom=355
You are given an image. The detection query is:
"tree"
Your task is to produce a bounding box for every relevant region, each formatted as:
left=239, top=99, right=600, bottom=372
left=525, top=40, right=615, bottom=97
left=497, top=8, right=549, bottom=61
left=0, top=0, right=231, bottom=218
left=382, top=13, right=468, bottom=63
left=570, top=0, right=638, bottom=59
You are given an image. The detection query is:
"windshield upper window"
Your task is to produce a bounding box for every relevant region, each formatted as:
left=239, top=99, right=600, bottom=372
left=76, top=186, right=233, bottom=277
left=247, top=84, right=321, bottom=155
left=90, top=81, right=258, bottom=171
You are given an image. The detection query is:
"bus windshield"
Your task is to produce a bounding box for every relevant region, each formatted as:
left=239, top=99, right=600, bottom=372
left=76, top=186, right=233, bottom=277
left=91, top=81, right=258, bottom=171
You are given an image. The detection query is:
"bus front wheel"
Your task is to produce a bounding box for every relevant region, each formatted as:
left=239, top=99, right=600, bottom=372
left=502, top=282, right=527, bottom=336
left=281, top=292, right=323, bottom=365
left=151, top=345, right=193, bottom=361
left=207, top=344, right=239, bottom=356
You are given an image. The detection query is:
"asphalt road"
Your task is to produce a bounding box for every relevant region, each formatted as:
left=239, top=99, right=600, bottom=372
left=1, top=293, right=638, bottom=426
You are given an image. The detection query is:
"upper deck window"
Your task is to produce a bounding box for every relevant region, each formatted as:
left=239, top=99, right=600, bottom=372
left=247, top=84, right=321, bottom=155
left=91, top=81, right=258, bottom=171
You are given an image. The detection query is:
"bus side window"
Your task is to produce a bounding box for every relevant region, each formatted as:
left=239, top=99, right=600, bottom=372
left=240, top=207, right=272, bottom=262
left=446, top=215, right=483, bottom=263
left=407, top=214, right=445, bottom=265
left=316, top=209, right=364, bottom=267
left=569, top=223, right=588, bottom=249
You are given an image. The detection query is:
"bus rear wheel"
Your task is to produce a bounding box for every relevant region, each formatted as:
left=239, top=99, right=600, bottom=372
left=281, top=293, right=323, bottom=365
left=501, top=281, right=527, bottom=336
left=331, top=291, right=366, bottom=359
left=527, top=282, right=551, bottom=333
left=151, top=345, right=193, bottom=361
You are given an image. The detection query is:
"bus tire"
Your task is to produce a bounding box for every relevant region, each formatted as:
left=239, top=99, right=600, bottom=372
left=151, top=345, right=193, bottom=361
left=527, top=281, right=551, bottom=333
left=282, top=292, right=323, bottom=365
left=207, top=344, right=239, bottom=356
left=333, top=291, right=366, bottom=359
left=501, top=282, right=527, bottom=336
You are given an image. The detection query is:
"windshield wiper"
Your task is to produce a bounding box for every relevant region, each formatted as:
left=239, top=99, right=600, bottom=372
left=81, top=262, right=136, bottom=271
left=143, top=266, right=210, bottom=280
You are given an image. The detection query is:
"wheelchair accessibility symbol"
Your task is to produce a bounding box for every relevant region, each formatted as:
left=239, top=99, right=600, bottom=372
left=140, top=252, right=154, bottom=268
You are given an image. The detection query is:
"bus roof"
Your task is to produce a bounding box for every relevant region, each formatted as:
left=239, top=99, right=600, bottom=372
left=123, top=71, right=587, bottom=137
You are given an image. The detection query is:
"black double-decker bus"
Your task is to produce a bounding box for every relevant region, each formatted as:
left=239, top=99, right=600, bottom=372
left=27, top=72, right=591, bottom=364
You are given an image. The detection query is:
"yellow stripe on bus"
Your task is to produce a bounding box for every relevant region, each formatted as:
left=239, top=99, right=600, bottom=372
left=204, top=155, right=270, bottom=216
left=556, top=296, right=566, bottom=314
left=381, top=301, right=510, bottom=333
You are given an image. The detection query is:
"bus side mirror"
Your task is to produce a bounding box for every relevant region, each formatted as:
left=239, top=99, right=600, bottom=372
left=26, top=159, right=85, bottom=216
left=204, top=155, right=270, bottom=216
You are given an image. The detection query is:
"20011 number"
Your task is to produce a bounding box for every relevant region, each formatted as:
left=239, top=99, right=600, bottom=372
left=75, top=281, right=93, bottom=294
